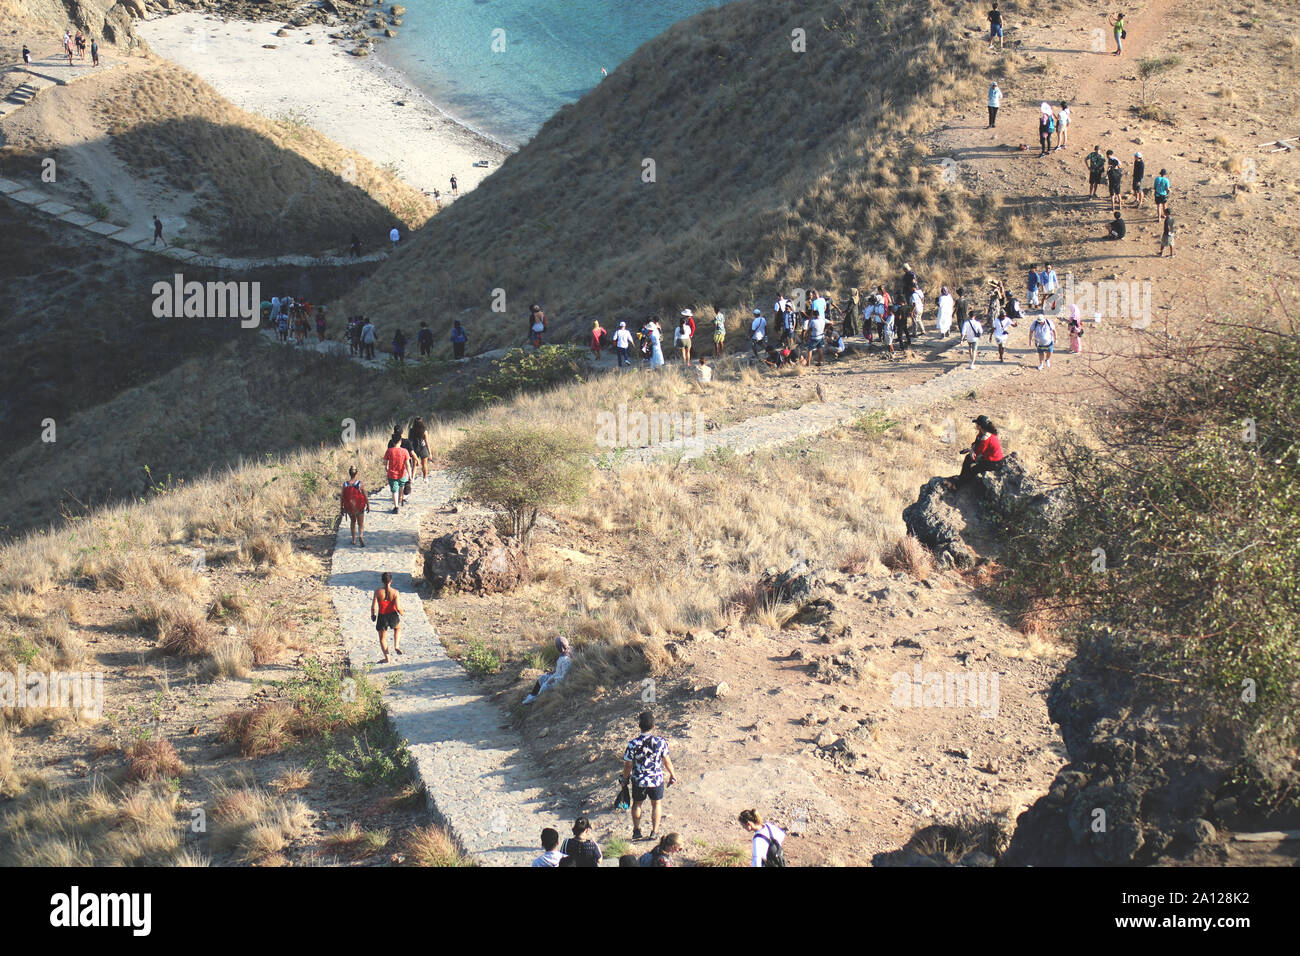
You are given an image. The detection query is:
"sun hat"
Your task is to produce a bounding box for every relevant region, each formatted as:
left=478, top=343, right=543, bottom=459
left=680, top=309, right=693, bottom=316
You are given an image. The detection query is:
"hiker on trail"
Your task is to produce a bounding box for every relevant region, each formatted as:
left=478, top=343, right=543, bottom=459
left=648, top=320, right=665, bottom=369
left=895, top=302, right=913, bottom=350
left=531, top=828, right=563, bottom=867
left=739, top=809, right=787, bottom=867
left=639, top=832, right=684, bottom=867
left=152, top=215, right=165, bottom=247
left=316, top=307, right=327, bottom=342
left=589, top=320, right=605, bottom=360
left=1107, top=157, right=1125, bottom=212
left=450, top=175, right=459, bottom=197
left=987, top=3, right=1004, bottom=51
left=961, top=309, right=983, bottom=369
left=450, top=320, right=468, bottom=358
left=389, top=227, right=400, bottom=249
left=361, top=318, right=377, bottom=359
left=1056, top=102, right=1070, bottom=149
left=1107, top=210, right=1127, bottom=240
left=1110, top=12, right=1126, bottom=56
left=349, top=233, right=361, bottom=257
left=935, top=286, right=954, bottom=337
left=955, top=415, right=1005, bottom=486
left=1029, top=312, right=1056, bottom=370
left=881, top=301, right=897, bottom=356
left=1153, top=169, right=1170, bottom=220
left=523, top=636, right=573, bottom=704
left=370, top=571, right=403, bottom=663
left=22, top=45, right=31, bottom=65
left=340, top=467, right=369, bottom=547
left=613, top=321, right=634, bottom=367
left=392, top=328, right=407, bottom=363
left=622, top=710, right=676, bottom=842
left=909, top=286, right=926, bottom=335
left=394, top=426, right=416, bottom=506
left=1026, top=266, right=1041, bottom=309
left=1160, top=205, right=1176, bottom=257
left=991, top=308, right=1015, bottom=362
left=750, top=308, right=767, bottom=357
left=409, top=417, right=431, bottom=481
left=1038, top=104, right=1055, bottom=157
left=1131, top=152, right=1146, bottom=206
left=676, top=314, right=693, bottom=365
left=954, top=287, right=969, bottom=338
left=560, top=817, right=602, bottom=867
left=713, top=310, right=726, bottom=357
left=529, top=304, right=546, bottom=348
left=1040, top=264, right=1059, bottom=312
left=91, top=38, right=99, bottom=67
left=1085, top=146, right=1106, bottom=198
left=1067, top=304, right=1085, bottom=352
left=382, top=437, right=408, bottom=512
left=416, top=321, right=432, bottom=357
left=987, top=81, right=1002, bottom=128
left=277, top=312, right=290, bottom=342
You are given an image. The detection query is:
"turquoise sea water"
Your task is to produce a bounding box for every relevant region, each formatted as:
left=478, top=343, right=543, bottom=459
left=378, top=0, right=728, bottom=146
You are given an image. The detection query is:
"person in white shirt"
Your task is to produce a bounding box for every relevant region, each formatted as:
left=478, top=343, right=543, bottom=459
left=910, top=288, right=926, bottom=334
left=531, top=828, right=565, bottom=867
left=774, top=294, right=789, bottom=317
left=613, top=321, right=634, bottom=367
left=987, top=82, right=1002, bottom=128
left=696, top=356, right=712, bottom=384
left=936, top=285, right=955, bottom=336
left=991, top=310, right=1015, bottom=362
left=739, top=809, right=786, bottom=867
left=961, top=312, right=984, bottom=369
left=808, top=312, right=828, bottom=365
left=1055, top=102, right=1070, bottom=149
left=750, top=309, right=767, bottom=356
left=1029, top=314, right=1056, bottom=370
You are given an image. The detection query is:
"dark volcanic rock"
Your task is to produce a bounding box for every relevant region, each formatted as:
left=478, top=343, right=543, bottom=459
left=423, top=525, right=529, bottom=596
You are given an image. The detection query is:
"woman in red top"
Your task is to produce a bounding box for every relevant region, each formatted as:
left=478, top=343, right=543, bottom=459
left=370, top=571, right=403, bottom=663
left=956, top=415, right=1005, bottom=486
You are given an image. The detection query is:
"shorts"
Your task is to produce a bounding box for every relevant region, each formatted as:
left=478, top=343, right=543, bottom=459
left=1154, top=194, right=1167, bottom=205
left=990, top=25, right=1003, bottom=38
left=414, top=440, right=429, bottom=459
left=1036, top=342, right=1055, bottom=354
left=993, top=333, right=1008, bottom=345
left=678, top=336, right=691, bottom=349
left=810, top=336, right=825, bottom=350
left=713, top=331, right=725, bottom=343
left=1089, top=171, right=1103, bottom=186
left=389, top=478, right=404, bottom=493
left=1161, top=234, right=1174, bottom=248
left=1108, top=182, right=1122, bottom=196
left=375, top=611, right=400, bottom=632
left=632, top=782, right=665, bottom=802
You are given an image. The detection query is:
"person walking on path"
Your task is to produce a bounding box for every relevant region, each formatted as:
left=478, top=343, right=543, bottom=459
left=936, top=285, right=954, bottom=337
left=621, top=710, right=676, bottom=841
left=1029, top=312, right=1056, bottom=370
left=152, top=215, right=165, bottom=247
left=1056, top=102, right=1070, bottom=149
left=392, top=328, right=407, bottom=364
left=955, top=415, right=1005, bottom=486
left=389, top=227, right=400, bottom=250
left=361, top=318, right=377, bottom=360
left=1153, top=169, right=1171, bottom=220
left=988, top=3, right=1005, bottom=51
left=382, top=437, right=408, bottom=512
left=1131, top=152, right=1146, bottom=207
left=370, top=571, right=403, bottom=663
left=712, top=310, right=726, bottom=357
left=991, top=308, right=1015, bottom=362
left=590, top=320, right=606, bottom=360
left=648, top=320, right=665, bottom=369
left=22, top=45, right=31, bottom=65
left=987, top=81, right=1002, bottom=128
left=1160, top=205, right=1175, bottom=257
left=1067, top=304, right=1085, bottom=352
left=450, top=320, right=468, bottom=358
left=961, top=309, right=984, bottom=369
left=340, top=467, right=369, bottom=547
left=416, top=321, right=433, bottom=357
left=529, top=304, right=546, bottom=348
left=613, top=321, right=634, bottom=367
left=1109, top=12, right=1127, bottom=56
left=560, top=818, right=602, bottom=867
left=1085, top=145, right=1106, bottom=198
left=739, top=809, right=787, bottom=867
left=409, top=417, right=431, bottom=480
left=91, top=37, right=99, bottom=67
left=750, top=308, right=767, bottom=358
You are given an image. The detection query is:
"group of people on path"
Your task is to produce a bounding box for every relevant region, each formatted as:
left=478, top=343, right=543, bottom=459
left=53, top=30, right=99, bottom=67
left=531, top=711, right=786, bottom=867
left=1086, top=145, right=1174, bottom=253
left=265, top=295, right=325, bottom=344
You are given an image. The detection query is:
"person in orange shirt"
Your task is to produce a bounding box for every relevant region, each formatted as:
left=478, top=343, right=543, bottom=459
left=370, top=571, right=403, bottom=663
left=955, top=415, right=1005, bottom=486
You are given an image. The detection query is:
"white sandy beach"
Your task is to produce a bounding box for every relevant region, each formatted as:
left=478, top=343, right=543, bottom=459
left=137, top=13, right=512, bottom=197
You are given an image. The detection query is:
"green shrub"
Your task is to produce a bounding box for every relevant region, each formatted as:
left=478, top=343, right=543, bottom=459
left=463, top=639, right=501, bottom=676
left=470, top=346, right=587, bottom=405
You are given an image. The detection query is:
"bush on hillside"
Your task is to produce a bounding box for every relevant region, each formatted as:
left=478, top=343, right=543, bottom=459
left=469, top=346, right=588, bottom=405
left=447, top=424, right=593, bottom=549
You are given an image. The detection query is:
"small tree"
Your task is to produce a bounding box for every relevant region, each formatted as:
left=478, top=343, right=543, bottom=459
left=1136, top=55, right=1182, bottom=106
left=447, top=425, right=593, bottom=549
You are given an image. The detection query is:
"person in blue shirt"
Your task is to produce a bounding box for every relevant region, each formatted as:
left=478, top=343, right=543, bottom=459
left=450, top=320, right=468, bottom=358
left=1153, top=169, right=1171, bottom=221
left=1027, top=267, right=1041, bottom=308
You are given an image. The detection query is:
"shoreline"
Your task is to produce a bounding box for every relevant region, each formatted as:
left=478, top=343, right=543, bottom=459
left=136, top=12, right=515, bottom=197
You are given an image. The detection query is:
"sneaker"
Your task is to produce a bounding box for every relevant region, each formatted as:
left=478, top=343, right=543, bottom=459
left=632, top=827, right=644, bottom=841
left=969, top=363, right=976, bottom=370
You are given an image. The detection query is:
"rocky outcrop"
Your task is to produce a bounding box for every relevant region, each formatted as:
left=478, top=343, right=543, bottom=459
left=423, top=525, right=529, bottom=596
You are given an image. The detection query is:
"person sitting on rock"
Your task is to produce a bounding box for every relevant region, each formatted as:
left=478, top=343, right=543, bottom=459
left=522, top=636, right=573, bottom=703
left=954, top=415, right=1005, bottom=486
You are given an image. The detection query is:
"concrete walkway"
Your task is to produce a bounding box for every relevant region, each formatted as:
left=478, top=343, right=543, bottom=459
left=325, top=356, right=1022, bottom=864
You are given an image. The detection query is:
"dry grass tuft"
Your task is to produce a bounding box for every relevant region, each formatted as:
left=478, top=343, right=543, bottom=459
left=404, top=825, right=477, bottom=867
left=219, top=702, right=299, bottom=758
left=124, top=736, right=186, bottom=783
left=211, top=779, right=312, bottom=864
left=882, top=535, right=934, bottom=579
left=321, top=821, right=391, bottom=859
left=155, top=603, right=218, bottom=657
left=270, top=766, right=312, bottom=793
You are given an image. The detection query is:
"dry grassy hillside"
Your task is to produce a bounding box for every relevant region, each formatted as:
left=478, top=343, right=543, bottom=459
left=337, top=0, right=1002, bottom=345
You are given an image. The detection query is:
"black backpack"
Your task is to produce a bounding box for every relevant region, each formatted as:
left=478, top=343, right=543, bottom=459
left=759, top=825, right=786, bottom=867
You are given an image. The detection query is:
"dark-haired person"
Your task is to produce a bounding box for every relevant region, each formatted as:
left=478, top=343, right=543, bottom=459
left=1160, top=205, right=1175, bottom=257
left=370, top=571, right=403, bottom=663
left=1029, top=312, right=1056, bottom=370
left=560, top=817, right=603, bottom=867
left=621, top=711, right=676, bottom=841
left=1107, top=210, right=1126, bottom=240
left=1153, top=169, right=1170, bottom=221
left=739, top=809, right=786, bottom=867
left=531, top=828, right=564, bottom=867
left=639, top=832, right=683, bottom=867
left=392, top=328, right=408, bottom=364
left=987, top=3, right=1004, bottom=51
left=409, top=417, right=431, bottom=481
left=339, top=466, right=369, bottom=547
left=382, top=437, right=407, bottom=512
left=1109, top=11, right=1126, bottom=56
left=1106, top=157, right=1124, bottom=213
left=1131, top=152, right=1146, bottom=207
left=152, top=215, right=165, bottom=247
left=955, top=416, right=1005, bottom=486
left=1085, top=145, right=1106, bottom=198
left=529, top=303, right=546, bottom=348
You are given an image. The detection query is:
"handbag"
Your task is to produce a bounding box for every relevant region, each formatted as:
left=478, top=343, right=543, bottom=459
left=614, top=778, right=631, bottom=811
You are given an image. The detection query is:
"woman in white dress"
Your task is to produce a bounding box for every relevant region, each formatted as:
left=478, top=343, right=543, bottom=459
left=649, top=322, right=665, bottom=369
left=936, top=285, right=955, bottom=336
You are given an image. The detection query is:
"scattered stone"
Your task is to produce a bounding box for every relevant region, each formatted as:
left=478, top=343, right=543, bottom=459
left=711, top=681, right=731, bottom=699
left=422, top=524, right=530, bottom=595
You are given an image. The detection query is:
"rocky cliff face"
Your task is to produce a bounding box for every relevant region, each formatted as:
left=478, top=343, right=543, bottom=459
left=7, top=0, right=148, bottom=51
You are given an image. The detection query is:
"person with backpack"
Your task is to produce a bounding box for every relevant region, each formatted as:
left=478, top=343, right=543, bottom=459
left=739, top=809, right=786, bottom=867
left=560, top=817, right=603, bottom=867
left=382, top=437, right=408, bottom=512
left=417, top=321, right=434, bottom=357
left=1038, top=105, right=1055, bottom=158
left=991, top=308, right=1015, bottom=363
left=955, top=415, right=1005, bottom=486
left=340, top=467, right=370, bottom=547
left=370, top=571, right=403, bottom=663
left=450, top=320, right=468, bottom=358
left=1085, top=145, right=1106, bottom=198
left=961, top=309, right=984, bottom=369
left=1029, top=312, right=1056, bottom=370
left=638, top=832, right=683, bottom=867
left=621, top=710, right=676, bottom=841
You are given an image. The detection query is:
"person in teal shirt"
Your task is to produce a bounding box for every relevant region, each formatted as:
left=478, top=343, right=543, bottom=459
left=1153, top=169, right=1170, bottom=221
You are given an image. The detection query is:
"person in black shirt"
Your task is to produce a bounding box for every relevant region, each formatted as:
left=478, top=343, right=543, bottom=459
left=1107, top=210, right=1126, bottom=240
left=988, top=3, right=1004, bottom=50
left=417, top=321, right=434, bottom=356
left=1131, top=152, right=1146, bottom=207
left=1107, top=158, right=1124, bottom=212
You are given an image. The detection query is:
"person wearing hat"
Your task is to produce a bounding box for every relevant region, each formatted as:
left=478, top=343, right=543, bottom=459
left=750, top=308, right=767, bottom=357
left=612, top=320, right=634, bottom=368
left=1131, top=152, right=1146, bottom=207
left=680, top=308, right=696, bottom=339
left=987, top=81, right=1002, bottom=129
left=955, top=416, right=1005, bottom=486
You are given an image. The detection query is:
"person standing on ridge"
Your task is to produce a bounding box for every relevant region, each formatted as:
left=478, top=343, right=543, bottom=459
left=1109, top=11, right=1126, bottom=56
left=1085, top=145, right=1106, bottom=199
left=418, top=321, right=434, bottom=357
left=450, top=320, right=468, bottom=358
left=152, top=215, right=165, bottom=247
left=987, top=81, right=1002, bottom=128
left=988, top=3, right=1005, bottom=51
left=621, top=711, right=676, bottom=842
left=450, top=175, right=459, bottom=197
